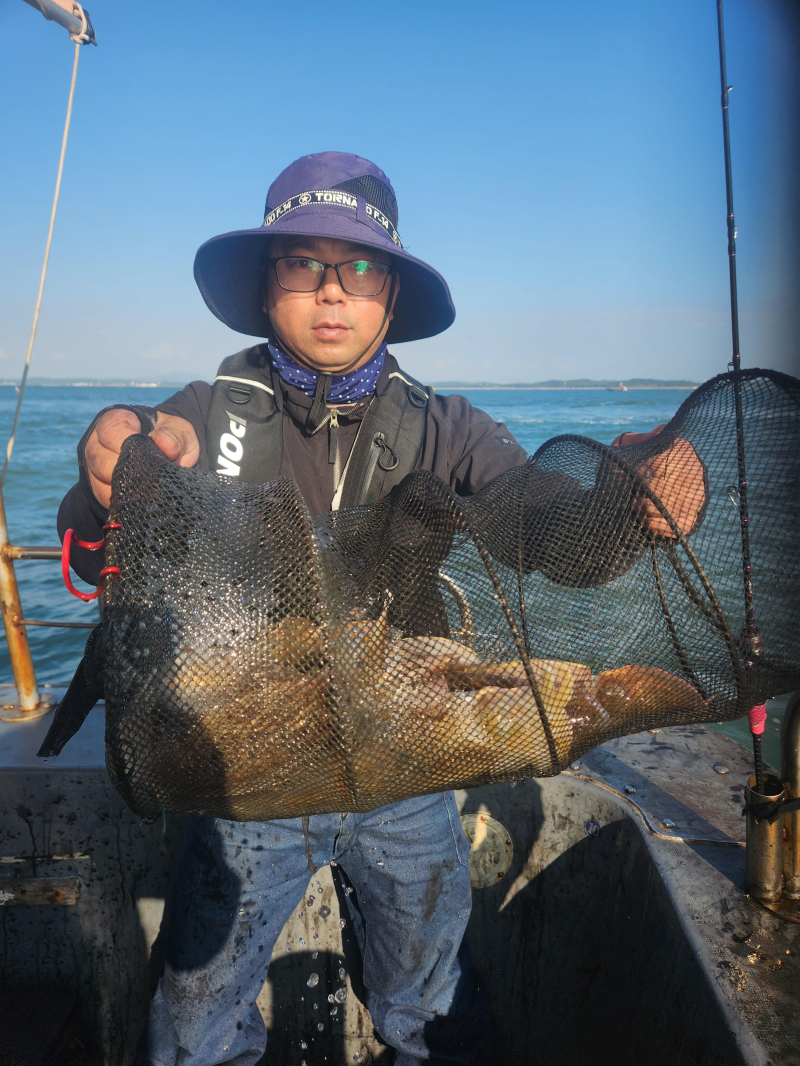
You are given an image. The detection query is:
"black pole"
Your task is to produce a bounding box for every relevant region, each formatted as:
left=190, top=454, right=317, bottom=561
left=716, top=0, right=741, bottom=369
left=715, top=0, right=763, bottom=792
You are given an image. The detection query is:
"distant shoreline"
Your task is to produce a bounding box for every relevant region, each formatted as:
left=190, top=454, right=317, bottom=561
left=0, top=381, right=699, bottom=391
left=428, top=390, right=699, bottom=394
left=0, top=381, right=177, bottom=389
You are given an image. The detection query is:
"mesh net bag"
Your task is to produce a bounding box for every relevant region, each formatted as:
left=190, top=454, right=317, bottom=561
left=87, top=369, right=800, bottom=822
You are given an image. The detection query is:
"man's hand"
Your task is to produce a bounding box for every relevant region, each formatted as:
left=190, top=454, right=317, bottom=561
left=85, top=409, right=200, bottom=508
left=611, top=426, right=706, bottom=538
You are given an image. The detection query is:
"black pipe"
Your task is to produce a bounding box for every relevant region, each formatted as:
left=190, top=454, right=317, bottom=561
left=715, top=0, right=763, bottom=792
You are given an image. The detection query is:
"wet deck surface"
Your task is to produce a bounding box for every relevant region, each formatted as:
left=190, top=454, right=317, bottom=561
left=579, top=723, right=756, bottom=842
left=1, top=707, right=798, bottom=1064
left=580, top=728, right=799, bottom=1066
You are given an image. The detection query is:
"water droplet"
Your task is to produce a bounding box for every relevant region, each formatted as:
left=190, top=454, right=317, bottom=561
left=286, top=947, right=290, bottom=953
left=307, top=973, right=319, bottom=988
left=298, top=937, right=306, bottom=947
left=376, top=860, right=385, bottom=866
left=307, top=896, right=315, bottom=906
left=338, top=967, right=346, bottom=981
left=354, top=1052, right=366, bottom=1064
left=345, top=886, right=353, bottom=894
left=317, top=1022, right=324, bottom=1032
left=313, top=1002, right=318, bottom=1010
left=300, top=1041, right=308, bottom=1050
left=334, top=987, right=348, bottom=1003
left=298, top=911, right=304, bottom=919
left=328, top=993, right=335, bottom=1003
left=317, top=886, right=323, bottom=894
left=319, top=905, right=331, bottom=919
left=313, top=933, right=319, bottom=939
left=330, top=1006, right=338, bottom=1016
left=330, top=860, right=337, bottom=866
left=312, top=951, right=319, bottom=959
left=338, top=918, right=346, bottom=929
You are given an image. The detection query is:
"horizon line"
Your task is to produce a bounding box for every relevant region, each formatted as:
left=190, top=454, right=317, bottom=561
left=0, top=376, right=701, bottom=389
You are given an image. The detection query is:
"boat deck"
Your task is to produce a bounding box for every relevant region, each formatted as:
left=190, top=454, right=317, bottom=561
left=1, top=692, right=798, bottom=1064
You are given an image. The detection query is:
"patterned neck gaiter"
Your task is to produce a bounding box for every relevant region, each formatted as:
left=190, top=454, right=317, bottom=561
left=267, top=335, right=387, bottom=403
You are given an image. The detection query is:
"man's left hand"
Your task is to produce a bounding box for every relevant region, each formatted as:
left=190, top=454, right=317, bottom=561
left=611, top=426, right=706, bottom=538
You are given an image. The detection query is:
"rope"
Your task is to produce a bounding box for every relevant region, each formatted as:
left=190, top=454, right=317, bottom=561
left=68, top=2, right=90, bottom=45
left=1, top=31, right=82, bottom=486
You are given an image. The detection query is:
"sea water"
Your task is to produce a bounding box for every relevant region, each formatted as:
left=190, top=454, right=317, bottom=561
left=0, top=383, right=787, bottom=765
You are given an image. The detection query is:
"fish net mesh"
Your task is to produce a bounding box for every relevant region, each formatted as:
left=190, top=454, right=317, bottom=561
left=101, top=370, right=800, bottom=822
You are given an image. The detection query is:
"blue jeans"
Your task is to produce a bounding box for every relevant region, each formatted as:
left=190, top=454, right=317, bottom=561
left=139, top=792, right=488, bottom=1065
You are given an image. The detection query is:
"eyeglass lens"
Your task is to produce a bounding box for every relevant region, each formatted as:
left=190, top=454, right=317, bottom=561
left=275, top=258, right=390, bottom=296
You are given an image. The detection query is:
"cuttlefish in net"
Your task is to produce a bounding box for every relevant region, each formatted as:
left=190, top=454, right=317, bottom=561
left=38, top=611, right=708, bottom=819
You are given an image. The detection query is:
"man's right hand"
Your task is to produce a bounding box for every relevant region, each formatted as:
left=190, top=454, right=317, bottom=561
left=85, top=409, right=200, bottom=508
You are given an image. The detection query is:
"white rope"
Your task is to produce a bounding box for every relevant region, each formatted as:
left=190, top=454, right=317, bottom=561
left=68, top=2, right=89, bottom=44
left=1, top=32, right=82, bottom=486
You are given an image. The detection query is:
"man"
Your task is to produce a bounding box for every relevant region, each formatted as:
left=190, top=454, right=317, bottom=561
left=59, top=152, right=705, bottom=1065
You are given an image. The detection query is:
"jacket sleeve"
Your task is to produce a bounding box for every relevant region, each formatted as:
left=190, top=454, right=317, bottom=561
left=426, top=392, right=529, bottom=494
left=430, top=393, right=648, bottom=587
left=469, top=459, right=649, bottom=588
left=57, top=483, right=108, bottom=585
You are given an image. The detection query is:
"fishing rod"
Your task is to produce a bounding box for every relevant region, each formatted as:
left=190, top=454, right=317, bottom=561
left=714, top=0, right=765, bottom=793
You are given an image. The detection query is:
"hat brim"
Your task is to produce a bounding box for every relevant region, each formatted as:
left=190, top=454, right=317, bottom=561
left=194, top=210, right=455, bottom=344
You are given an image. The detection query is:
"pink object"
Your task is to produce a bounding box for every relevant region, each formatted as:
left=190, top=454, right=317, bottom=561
left=747, top=703, right=767, bottom=736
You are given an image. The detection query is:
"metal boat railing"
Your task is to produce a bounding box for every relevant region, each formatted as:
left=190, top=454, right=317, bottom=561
left=0, top=483, right=94, bottom=723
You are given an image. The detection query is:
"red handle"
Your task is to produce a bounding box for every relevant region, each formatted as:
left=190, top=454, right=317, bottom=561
left=61, top=526, right=121, bottom=601
left=747, top=703, right=767, bottom=736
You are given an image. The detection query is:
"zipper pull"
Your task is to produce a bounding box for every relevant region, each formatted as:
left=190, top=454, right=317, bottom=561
left=328, top=408, right=342, bottom=490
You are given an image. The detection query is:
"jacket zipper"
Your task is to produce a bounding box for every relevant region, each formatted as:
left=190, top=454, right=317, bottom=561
left=329, top=408, right=341, bottom=492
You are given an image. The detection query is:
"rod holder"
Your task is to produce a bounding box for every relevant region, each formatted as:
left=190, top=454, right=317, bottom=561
left=781, top=693, right=800, bottom=898
left=0, top=484, right=42, bottom=715
left=745, top=773, right=785, bottom=902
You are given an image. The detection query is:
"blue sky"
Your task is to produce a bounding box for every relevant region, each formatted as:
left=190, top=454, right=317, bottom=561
left=1, top=0, right=797, bottom=384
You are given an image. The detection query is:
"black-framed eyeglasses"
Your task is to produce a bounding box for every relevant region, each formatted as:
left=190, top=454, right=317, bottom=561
left=268, top=256, right=393, bottom=297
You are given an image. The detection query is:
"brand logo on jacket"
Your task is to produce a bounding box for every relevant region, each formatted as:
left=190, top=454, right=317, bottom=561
left=217, top=413, right=246, bottom=476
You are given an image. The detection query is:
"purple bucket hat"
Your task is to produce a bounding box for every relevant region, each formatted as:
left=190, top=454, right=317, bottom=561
left=193, top=151, right=455, bottom=344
